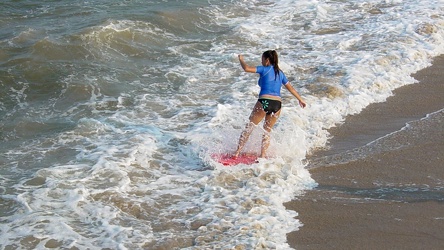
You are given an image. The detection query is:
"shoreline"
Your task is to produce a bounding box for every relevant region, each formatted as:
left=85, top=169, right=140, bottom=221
left=285, top=55, right=444, bottom=249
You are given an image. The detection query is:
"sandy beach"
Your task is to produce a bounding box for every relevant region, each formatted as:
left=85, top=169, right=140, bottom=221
left=286, top=55, right=444, bottom=250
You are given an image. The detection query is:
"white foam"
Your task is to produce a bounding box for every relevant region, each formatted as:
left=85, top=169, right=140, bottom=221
left=1, top=0, right=444, bottom=249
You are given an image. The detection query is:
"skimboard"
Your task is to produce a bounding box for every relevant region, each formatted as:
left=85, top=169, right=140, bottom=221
left=211, top=153, right=258, bottom=166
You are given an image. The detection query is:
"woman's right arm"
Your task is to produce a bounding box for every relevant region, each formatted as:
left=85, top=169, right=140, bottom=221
left=238, top=54, right=256, bottom=73
left=284, top=82, right=306, bottom=108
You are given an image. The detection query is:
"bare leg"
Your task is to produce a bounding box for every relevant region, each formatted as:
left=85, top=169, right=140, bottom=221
left=260, top=110, right=281, bottom=158
left=261, top=132, right=271, bottom=158
left=233, top=122, right=255, bottom=157
left=234, top=101, right=266, bottom=157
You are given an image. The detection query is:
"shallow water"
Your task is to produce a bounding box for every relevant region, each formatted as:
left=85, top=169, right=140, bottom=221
left=1, top=0, right=444, bottom=249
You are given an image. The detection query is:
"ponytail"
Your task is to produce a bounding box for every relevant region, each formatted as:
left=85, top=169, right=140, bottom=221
left=262, top=50, right=281, bottom=80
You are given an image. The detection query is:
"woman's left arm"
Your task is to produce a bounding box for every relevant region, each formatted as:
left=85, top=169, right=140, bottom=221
left=238, top=54, right=256, bottom=73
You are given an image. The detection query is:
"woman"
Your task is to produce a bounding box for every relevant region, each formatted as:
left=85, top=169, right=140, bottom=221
left=234, top=50, right=306, bottom=158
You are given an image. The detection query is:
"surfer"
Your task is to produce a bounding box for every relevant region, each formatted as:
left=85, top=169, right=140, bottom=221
left=234, top=50, right=306, bottom=158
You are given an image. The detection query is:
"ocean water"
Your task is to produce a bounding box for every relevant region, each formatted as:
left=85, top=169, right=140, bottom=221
left=1, top=0, right=443, bottom=249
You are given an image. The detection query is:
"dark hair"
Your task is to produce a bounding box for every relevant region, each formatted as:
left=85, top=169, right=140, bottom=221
left=262, top=50, right=280, bottom=80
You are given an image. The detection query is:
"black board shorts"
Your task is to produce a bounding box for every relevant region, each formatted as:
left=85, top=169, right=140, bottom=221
left=258, top=99, right=282, bottom=115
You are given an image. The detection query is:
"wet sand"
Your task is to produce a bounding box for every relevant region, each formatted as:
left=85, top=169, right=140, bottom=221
left=286, top=55, right=444, bottom=250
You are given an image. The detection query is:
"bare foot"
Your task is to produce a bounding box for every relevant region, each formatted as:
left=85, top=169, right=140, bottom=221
left=233, top=150, right=240, bottom=158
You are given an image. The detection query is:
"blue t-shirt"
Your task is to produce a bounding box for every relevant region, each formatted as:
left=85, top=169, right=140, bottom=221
left=256, top=65, right=288, bottom=98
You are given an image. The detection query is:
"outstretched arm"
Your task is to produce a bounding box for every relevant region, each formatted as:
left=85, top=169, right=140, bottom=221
left=284, top=82, right=306, bottom=108
left=238, top=54, right=256, bottom=73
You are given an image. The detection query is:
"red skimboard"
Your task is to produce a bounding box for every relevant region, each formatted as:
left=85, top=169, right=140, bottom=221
left=211, top=153, right=258, bottom=166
